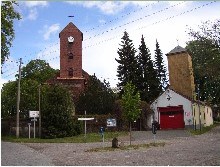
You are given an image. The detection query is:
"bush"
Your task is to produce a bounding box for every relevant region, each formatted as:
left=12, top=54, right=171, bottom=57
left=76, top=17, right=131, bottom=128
left=41, top=84, right=82, bottom=138
left=42, top=119, right=82, bottom=139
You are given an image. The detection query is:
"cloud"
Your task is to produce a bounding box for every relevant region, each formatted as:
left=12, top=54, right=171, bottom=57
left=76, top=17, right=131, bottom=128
left=23, top=1, right=48, bottom=8
left=19, top=1, right=48, bottom=21
left=65, top=1, right=156, bottom=15
left=27, top=8, right=38, bottom=20
left=42, top=24, right=61, bottom=40
left=167, top=1, right=193, bottom=9
left=80, top=1, right=220, bottom=88
left=12, top=1, right=218, bottom=89
left=65, top=1, right=142, bottom=15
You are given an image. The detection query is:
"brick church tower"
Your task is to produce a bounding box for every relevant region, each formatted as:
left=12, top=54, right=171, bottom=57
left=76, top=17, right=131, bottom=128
left=47, top=22, right=89, bottom=100
left=166, top=45, right=195, bottom=99
left=59, top=22, right=83, bottom=79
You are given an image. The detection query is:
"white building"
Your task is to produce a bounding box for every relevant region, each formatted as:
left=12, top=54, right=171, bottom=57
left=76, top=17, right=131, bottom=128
left=150, top=88, right=194, bottom=129
left=150, top=88, right=213, bottom=129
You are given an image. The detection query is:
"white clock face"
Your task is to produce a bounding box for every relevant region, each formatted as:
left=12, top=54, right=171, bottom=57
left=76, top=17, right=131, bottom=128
left=68, top=36, right=74, bottom=43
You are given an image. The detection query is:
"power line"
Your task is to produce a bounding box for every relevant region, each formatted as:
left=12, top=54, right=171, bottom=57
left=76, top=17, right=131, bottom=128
left=84, top=1, right=216, bottom=49
left=84, top=1, right=186, bottom=41
left=1, top=1, right=177, bottom=67
left=0, top=1, right=185, bottom=69
left=83, top=1, right=159, bottom=33
left=1, top=1, right=216, bottom=79
left=1, top=3, right=158, bottom=68
left=2, top=71, right=18, bottom=78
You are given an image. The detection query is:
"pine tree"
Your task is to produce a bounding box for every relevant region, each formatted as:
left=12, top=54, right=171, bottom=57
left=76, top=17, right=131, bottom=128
left=115, top=31, right=138, bottom=94
left=154, top=39, right=168, bottom=91
left=137, top=35, right=160, bottom=102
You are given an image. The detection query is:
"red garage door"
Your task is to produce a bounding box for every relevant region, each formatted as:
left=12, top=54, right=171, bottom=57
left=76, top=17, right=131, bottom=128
left=158, top=106, right=185, bottom=129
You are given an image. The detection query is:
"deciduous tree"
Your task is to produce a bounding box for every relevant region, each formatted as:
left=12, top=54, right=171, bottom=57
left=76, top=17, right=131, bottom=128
left=186, top=19, right=220, bottom=106
left=41, top=84, right=81, bottom=138
left=18, top=59, right=58, bottom=83
left=76, top=74, right=115, bottom=115
left=1, top=1, right=21, bottom=64
left=1, top=60, right=58, bottom=118
left=122, top=82, right=141, bottom=145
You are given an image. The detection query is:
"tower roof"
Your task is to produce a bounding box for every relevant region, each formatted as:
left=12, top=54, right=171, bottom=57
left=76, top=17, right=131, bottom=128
left=59, top=22, right=83, bottom=38
left=166, top=45, right=187, bottom=56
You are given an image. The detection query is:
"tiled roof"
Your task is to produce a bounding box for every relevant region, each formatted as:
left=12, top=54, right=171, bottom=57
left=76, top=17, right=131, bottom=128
left=151, top=86, right=209, bottom=107
left=166, top=45, right=187, bottom=55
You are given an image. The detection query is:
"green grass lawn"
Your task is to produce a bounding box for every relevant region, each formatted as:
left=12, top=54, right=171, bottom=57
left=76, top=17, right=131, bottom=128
left=189, top=122, right=220, bottom=135
left=1, top=131, right=128, bottom=143
left=86, top=142, right=165, bottom=152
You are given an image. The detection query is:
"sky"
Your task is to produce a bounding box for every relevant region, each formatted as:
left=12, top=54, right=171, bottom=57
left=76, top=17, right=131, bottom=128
left=1, top=1, right=220, bottom=88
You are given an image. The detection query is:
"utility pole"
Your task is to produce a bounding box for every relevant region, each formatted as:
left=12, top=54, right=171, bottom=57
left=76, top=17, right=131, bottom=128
left=84, top=110, right=86, bottom=138
left=198, top=83, right=202, bottom=131
left=16, top=58, right=22, bottom=138
left=38, top=84, right=41, bottom=138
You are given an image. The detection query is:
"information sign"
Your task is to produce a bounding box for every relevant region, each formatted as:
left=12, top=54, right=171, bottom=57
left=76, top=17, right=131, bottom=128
left=107, top=118, right=116, bottom=127
left=29, top=111, right=39, bottom=118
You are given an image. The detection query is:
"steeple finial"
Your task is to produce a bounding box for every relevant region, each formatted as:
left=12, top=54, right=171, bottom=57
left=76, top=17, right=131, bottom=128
left=176, top=38, right=179, bottom=46
left=68, top=15, right=74, bottom=23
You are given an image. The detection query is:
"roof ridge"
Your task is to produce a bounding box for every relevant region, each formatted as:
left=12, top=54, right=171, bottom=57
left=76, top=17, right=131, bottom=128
left=166, top=45, right=187, bottom=55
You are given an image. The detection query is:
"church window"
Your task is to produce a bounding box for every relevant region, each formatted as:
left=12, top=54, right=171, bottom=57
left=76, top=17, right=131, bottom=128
left=68, top=52, right=73, bottom=59
left=68, top=68, right=73, bottom=77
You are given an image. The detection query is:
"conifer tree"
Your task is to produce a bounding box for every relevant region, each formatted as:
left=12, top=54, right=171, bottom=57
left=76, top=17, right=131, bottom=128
left=115, top=31, right=138, bottom=94
left=154, top=39, right=168, bottom=91
left=137, top=35, right=160, bottom=102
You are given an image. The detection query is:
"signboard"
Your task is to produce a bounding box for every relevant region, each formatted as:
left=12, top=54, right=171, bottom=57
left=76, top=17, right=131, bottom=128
left=31, top=118, right=37, bottom=122
left=78, top=118, right=94, bottom=121
left=29, top=111, right=39, bottom=118
left=107, top=118, right=116, bottom=127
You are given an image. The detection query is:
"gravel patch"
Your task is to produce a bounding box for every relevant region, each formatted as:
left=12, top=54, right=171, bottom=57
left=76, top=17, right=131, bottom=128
left=2, top=126, right=220, bottom=166
left=1, top=142, right=54, bottom=166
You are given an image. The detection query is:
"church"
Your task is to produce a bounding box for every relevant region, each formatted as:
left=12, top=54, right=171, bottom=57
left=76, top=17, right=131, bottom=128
left=47, top=22, right=90, bottom=101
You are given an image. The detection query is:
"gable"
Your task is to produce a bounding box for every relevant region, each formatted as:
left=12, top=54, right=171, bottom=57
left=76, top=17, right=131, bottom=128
left=59, top=22, right=83, bottom=40
left=151, top=88, right=192, bottom=108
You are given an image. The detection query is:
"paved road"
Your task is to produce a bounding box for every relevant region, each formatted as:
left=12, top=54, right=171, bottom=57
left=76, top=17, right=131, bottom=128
left=1, top=126, right=220, bottom=166
left=1, top=142, right=54, bottom=166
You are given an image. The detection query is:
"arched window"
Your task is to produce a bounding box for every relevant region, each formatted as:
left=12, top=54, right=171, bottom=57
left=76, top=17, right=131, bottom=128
left=68, top=52, right=73, bottom=59
left=68, top=68, right=73, bottom=77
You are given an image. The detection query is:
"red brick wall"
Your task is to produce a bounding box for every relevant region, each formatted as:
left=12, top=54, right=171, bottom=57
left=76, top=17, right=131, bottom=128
left=46, top=22, right=90, bottom=102
left=47, top=70, right=90, bottom=102
left=59, top=22, right=83, bottom=78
